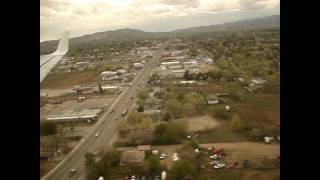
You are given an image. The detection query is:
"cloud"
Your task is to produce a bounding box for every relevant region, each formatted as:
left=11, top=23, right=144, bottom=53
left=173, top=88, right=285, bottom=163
left=40, top=0, right=280, bottom=41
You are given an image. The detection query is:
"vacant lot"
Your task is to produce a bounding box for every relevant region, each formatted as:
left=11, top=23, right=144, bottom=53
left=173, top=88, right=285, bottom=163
left=40, top=97, right=114, bottom=120
left=234, top=93, right=280, bottom=127
left=176, top=115, right=220, bottom=132
left=40, top=70, right=101, bottom=89
left=141, top=141, right=279, bottom=169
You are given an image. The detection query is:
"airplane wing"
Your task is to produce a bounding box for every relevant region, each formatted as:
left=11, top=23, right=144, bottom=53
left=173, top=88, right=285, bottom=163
left=40, top=31, right=69, bottom=82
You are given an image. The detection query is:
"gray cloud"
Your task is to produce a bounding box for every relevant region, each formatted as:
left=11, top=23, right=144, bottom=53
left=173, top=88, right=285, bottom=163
left=154, top=0, right=200, bottom=8
left=239, top=0, right=270, bottom=10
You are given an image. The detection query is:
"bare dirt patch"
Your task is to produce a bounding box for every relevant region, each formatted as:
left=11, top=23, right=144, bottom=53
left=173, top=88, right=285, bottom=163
left=176, top=115, right=220, bottom=132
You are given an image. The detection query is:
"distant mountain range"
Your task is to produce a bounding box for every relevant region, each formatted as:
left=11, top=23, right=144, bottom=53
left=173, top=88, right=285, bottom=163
left=40, top=15, right=279, bottom=54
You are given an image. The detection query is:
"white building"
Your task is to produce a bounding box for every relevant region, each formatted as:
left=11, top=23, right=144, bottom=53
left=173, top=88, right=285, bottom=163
left=133, top=63, right=144, bottom=69
left=101, top=71, right=117, bottom=80
left=161, top=61, right=180, bottom=67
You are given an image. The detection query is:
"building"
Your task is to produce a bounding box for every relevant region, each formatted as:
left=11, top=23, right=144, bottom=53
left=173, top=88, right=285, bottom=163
left=101, top=71, right=117, bottom=80
left=205, top=58, right=214, bottom=64
left=133, top=63, right=144, bottom=69
left=168, top=65, right=183, bottom=70
left=46, top=108, right=103, bottom=122
left=72, top=61, right=89, bottom=70
left=171, top=69, right=186, bottom=78
left=101, top=85, right=119, bottom=92
left=137, top=145, right=151, bottom=151
left=120, top=151, right=145, bottom=165
left=161, top=61, right=180, bottom=67
left=206, top=95, right=219, bottom=105
left=251, top=77, right=267, bottom=85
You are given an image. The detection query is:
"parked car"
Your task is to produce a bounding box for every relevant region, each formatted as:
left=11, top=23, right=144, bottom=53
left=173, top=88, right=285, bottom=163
left=130, top=175, right=136, bottom=180
left=210, top=161, right=220, bottom=165
left=210, top=154, right=222, bottom=159
left=68, top=169, right=77, bottom=177
left=160, top=153, right=168, bottom=160
left=95, top=132, right=100, bottom=137
left=154, top=175, right=160, bottom=180
left=228, top=161, right=239, bottom=169
left=214, top=163, right=226, bottom=169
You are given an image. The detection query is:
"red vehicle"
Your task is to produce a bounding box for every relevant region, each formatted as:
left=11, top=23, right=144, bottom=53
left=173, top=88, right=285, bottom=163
left=214, top=148, right=225, bottom=155
left=228, top=161, right=239, bottom=169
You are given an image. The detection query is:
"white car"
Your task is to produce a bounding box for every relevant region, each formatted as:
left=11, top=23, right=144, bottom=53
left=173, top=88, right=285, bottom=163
left=160, top=153, right=168, bottom=160
left=210, top=161, right=220, bottom=165
left=95, top=132, right=100, bottom=137
left=210, top=154, right=222, bottom=159
left=130, top=175, right=136, bottom=180
left=214, top=163, right=226, bottom=169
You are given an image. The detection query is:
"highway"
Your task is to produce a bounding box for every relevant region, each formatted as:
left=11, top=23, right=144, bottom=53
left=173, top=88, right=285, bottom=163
left=41, top=41, right=167, bottom=180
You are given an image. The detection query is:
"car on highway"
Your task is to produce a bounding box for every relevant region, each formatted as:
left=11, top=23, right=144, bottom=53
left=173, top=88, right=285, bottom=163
left=95, top=132, right=100, bottom=137
left=68, top=169, right=77, bottom=177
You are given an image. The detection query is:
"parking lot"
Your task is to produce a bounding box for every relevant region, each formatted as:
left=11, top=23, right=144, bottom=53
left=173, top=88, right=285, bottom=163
left=40, top=97, right=115, bottom=120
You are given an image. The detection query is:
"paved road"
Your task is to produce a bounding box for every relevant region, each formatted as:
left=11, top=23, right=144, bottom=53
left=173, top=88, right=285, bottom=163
left=41, top=42, right=167, bottom=180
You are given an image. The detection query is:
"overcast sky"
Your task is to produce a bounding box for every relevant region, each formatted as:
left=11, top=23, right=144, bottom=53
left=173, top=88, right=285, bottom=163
left=40, top=0, right=280, bottom=42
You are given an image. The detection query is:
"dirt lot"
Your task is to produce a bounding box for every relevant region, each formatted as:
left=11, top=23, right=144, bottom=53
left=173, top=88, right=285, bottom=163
left=151, top=141, right=279, bottom=169
left=40, top=161, right=60, bottom=178
left=40, top=97, right=114, bottom=120
left=176, top=115, right=220, bottom=132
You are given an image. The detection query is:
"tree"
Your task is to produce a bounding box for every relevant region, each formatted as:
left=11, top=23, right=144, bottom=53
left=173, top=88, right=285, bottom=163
left=208, top=70, right=222, bottom=80
left=183, top=70, right=192, bottom=80
left=40, top=122, right=57, bottom=136
left=137, top=88, right=149, bottom=100
left=221, top=70, right=235, bottom=81
left=169, top=160, right=197, bottom=180
left=213, top=106, right=231, bottom=119
left=127, top=112, right=144, bottom=125
left=154, top=122, right=188, bottom=144
left=137, top=105, right=144, bottom=112
left=184, top=92, right=206, bottom=111
left=97, top=82, right=104, bottom=93
left=230, top=114, right=246, bottom=131
left=181, top=103, right=196, bottom=116
left=165, top=99, right=182, bottom=118
left=249, top=128, right=262, bottom=139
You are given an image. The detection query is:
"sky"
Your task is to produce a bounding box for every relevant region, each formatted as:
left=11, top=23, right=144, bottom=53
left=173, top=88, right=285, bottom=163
left=40, top=0, right=280, bottom=42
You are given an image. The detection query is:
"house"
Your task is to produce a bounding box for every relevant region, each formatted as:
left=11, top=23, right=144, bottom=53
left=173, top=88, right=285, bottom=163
left=171, top=70, right=186, bottom=78
left=206, top=95, right=219, bottom=105
left=137, top=145, right=151, bottom=151
left=161, top=61, right=180, bottom=67
left=204, top=58, right=214, bottom=64
left=251, top=77, right=267, bottom=85
left=101, top=85, right=119, bottom=92
left=120, top=151, right=145, bottom=165
left=101, top=71, right=117, bottom=80
left=133, top=63, right=144, bottom=69
left=72, top=61, right=89, bottom=70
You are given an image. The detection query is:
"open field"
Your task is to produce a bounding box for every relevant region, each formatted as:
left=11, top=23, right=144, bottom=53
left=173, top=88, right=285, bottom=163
left=234, top=93, right=280, bottom=127
left=176, top=115, right=220, bottom=132
left=40, top=70, right=101, bottom=89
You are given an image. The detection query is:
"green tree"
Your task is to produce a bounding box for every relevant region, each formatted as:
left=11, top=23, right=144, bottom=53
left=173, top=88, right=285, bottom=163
left=137, top=88, right=149, bottom=100
left=222, top=70, right=235, bottom=81
left=165, top=99, right=182, bottom=118
left=127, top=112, right=144, bottom=125
left=154, top=122, right=188, bottom=144
left=40, top=122, right=57, bottom=136
left=230, top=114, right=245, bottom=131
left=181, top=103, right=196, bottom=116
left=169, top=160, right=197, bottom=180
left=213, top=106, right=231, bottom=119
